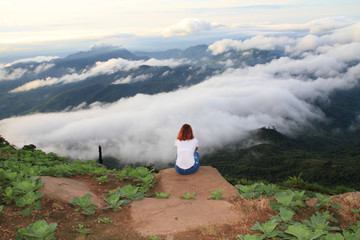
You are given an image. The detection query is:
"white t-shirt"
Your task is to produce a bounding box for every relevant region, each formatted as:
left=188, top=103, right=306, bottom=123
left=175, top=138, right=199, bottom=169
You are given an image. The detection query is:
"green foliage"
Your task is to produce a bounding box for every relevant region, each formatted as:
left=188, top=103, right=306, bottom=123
left=116, top=184, right=145, bottom=201
left=342, top=221, right=360, bottom=239
left=95, top=175, right=109, bottom=183
left=15, top=191, right=43, bottom=208
left=302, top=212, right=340, bottom=232
left=201, top=127, right=360, bottom=191
left=181, top=192, right=197, bottom=200
left=155, top=192, right=171, bottom=199
left=324, top=233, right=345, bottom=240
left=16, top=220, right=57, bottom=240
left=0, top=205, right=4, bottom=216
left=97, top=217, right=112, bottom=224
left=284, top=172, right=305, bottom=189
left=19, top=207, right=33, bottom=217
left=250, top=220, right=281, bottom=239
left=269, top=190, right=306, bottom=212
left=270, top=206, right=295, bottom=228
left=236, top=183, right=281, bottom=199
left=208, top=189, right=224, bottom=200
left=103, top=193, right=130, bottom=211
left=70, top=193, right=98, bottom=215
left=236, top=234, right=262, bottom=240
left=351, top=208, right=360, bottom=214
left=73, top=223, right=91, bottom=235
left=284, top=223, right=326, bottom=240
left=148, top=235, right=161, bottom=240
left=314, top=193, right=341, bottom=210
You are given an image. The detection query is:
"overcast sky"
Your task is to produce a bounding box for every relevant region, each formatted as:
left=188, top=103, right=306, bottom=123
left=1, top=0, right=359, bottom=61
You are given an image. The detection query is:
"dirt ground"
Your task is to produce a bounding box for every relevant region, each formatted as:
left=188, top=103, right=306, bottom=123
left=1, top=170, right=359, bottom=240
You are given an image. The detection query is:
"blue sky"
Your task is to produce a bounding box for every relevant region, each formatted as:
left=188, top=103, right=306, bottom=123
left=1, top=0, right=359, bottom=62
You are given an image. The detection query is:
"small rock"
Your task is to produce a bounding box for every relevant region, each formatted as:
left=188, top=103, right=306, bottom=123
left=43, top=211, right=51, bottom=217
left=52, top=203, right=64, bottom=209
left=306, top=198, right=318, bottom=207
left=74, top=236, right=86, bottom=240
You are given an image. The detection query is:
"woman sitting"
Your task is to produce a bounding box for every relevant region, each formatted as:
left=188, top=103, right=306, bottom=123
left=174, top=124, right=199, bottom=175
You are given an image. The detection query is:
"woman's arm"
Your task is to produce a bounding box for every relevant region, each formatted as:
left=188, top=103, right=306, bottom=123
left=195, top=147, right=198, bottom=152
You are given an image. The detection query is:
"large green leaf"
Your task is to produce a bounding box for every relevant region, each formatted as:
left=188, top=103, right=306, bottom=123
left=17, top=220, right=57, bottom=240
left=274, top=190, right=294, bottom=207
left=279, top=207, right=294, bottom=222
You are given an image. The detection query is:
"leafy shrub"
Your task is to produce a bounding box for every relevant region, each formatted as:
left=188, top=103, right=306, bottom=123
left=73, top=223, right=91, bottom=235
left=155, top=192, right=171, bottom=199
left=181, top=192, right=197, bottom=200
left=103, top=193, right=130, bottom=211
left=70, top=193, right=98, bottom=215
left=208, top=189, right=223, bottom=200
left=236, top=183, right=281, bottom=199
left=16, top=220, right=57, bottom=240
left=250, top=220, right=281, bottom=239
left=0, top=205, right=4, bottom=216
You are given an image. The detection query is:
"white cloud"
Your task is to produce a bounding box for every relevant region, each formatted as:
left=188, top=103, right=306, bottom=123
left=1, top=44, right=359, bottom=164
left=209, top=22, right=360, bottom=55
left=9, top=56, right=59, bottom=65
left=208, top=35, right=295, bottom=55
left=0, top=56, right=57, bottom=81
left=10, top=58, right=188, bottom=92
left=163, top=18, right=218, bottom=37
left=0, top=67, right=27, bottom=81
left=113, top=74, right=153, bottom=84
left=259, top=17, right=356, bottom=34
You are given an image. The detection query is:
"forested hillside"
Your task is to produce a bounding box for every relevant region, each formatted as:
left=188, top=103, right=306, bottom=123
left=202, top=127, right=360, bottom=190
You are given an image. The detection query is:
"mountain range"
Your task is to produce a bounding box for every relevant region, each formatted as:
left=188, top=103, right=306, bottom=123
left=1, top=44, right=360, bottom=190
left=0, top=45, right=281, bottom=119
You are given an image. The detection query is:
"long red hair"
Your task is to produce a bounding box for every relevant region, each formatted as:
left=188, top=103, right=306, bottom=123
left=177, top=124, right=194, bottom=141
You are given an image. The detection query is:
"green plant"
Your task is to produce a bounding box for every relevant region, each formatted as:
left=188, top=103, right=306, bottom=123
left=155, top=192, right=171, bottom=199
left=148, top=235, right=161, bottom=240
left=0, top=205, right=4, bottom=215
left=95, top=175, right=109, bottom=183
left=284, top=172, right=305, bottom=189
left=236, top=234, right=262, bottom=240
left=342, top=221, right=360, bottom=239
left=2, top=187, right=14, bottom=204
left=270, top=206, right=295, bottom=229
left=302, top=212, right=340, bottom=232
left=116, top=184, right=145, bottom=201
left=16, top=220, right=57, bottom=240
left=70, top=193, right=98, bottom=215
left=97, top=217, right=112, bottom=224
left=208, top=189, right=223, bottom=200
left=236, top=182, right=282, bottom=199
left=314, top=193, right=341, bottom=210
left=269, top=190, right=306, bottom=212
left=181, top=192, right=197, bottom=200
left=103, top=193, right=130, bottom=211
left=284, top=222, right=327, bottom=240
left=351, top=208, right=360, bottom=214
left=73, top=223, right=91, bottom=235
left=250, top=220, right=281, bottom=239
left=15, top=191, right=43, bottom=208
left=323, top=233, right=345, bottom=240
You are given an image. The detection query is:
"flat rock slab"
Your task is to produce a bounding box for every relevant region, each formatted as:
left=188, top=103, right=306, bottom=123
left=130, top=166, right=241, bottom=236
left=41, top=176, right=105, bottom=208
left=156, top=166, right=239, bottom=200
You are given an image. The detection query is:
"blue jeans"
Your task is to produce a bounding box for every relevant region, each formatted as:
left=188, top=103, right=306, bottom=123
left=175, top=152, right=200, bottom=175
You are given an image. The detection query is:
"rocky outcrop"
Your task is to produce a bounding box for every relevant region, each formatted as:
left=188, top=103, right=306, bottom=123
left=130, top=166, right=241, bottom=236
